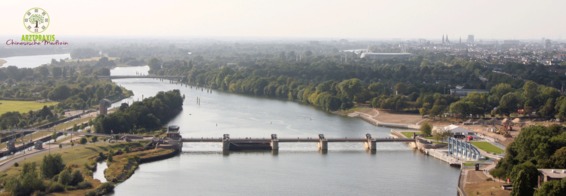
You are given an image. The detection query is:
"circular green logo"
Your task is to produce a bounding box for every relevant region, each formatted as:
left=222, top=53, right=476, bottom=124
left=23, top=8, right=50, bottom=34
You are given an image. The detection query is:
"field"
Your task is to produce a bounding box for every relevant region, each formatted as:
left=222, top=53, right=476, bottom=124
left=472, top=141, right=505, bottom=154
left=0, top=100, right=58, bottom=115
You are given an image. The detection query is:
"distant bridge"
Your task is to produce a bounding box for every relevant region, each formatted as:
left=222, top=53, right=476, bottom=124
left=97, top=75, right=185, bottom=80
left=182, top=134, right=416, bottom=154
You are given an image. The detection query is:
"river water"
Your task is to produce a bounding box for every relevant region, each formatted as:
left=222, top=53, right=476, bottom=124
left=109, top=66, right=460, bottom=196
left=1, top=53, right=71, bottom=68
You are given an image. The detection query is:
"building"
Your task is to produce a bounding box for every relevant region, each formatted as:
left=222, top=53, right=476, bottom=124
left=538, top=169, right=566, bottom=187
left=99, top=99, right=111, bottom=115
left=467, top=35, right=475, bottom=44
left=449, top=88, right=489, bottom=97
left=360, top=52, right=411, bottom=60
left=545, top=39, right=552, bottom=50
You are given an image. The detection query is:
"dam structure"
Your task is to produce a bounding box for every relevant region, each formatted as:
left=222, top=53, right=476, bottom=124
left=182, top=134, right=416, bottom=154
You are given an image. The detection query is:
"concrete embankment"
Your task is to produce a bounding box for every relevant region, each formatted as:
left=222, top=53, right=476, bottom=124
left=391, top=130, right=461, bottom=166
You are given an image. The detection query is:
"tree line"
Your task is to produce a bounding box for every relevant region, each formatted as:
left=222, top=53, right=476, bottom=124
left=490, top=125, right=566, bottom=196
left=93, top=90, right=183, bottom=134
left=0, top=61, right=132, bottom=129
left=148, top=54, right=565, bottom=119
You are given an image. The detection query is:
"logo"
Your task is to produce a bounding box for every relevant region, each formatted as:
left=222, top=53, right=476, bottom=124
left=23, top=8, right=50, bottom=33
left=5, top=7, right=68, bottom=46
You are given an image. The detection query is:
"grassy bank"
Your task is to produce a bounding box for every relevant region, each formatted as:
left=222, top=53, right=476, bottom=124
left=471, top=141, right=504, bottom=154
left=400, top=131, right=418, bottom=138
left=104, top=148, right=176, bottom=183
left=0, top=100, right=58, bottom=115
left=0, top=141, right=174, bottom=195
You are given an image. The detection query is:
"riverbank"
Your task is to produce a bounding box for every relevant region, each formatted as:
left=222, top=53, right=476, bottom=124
left=0, top=59, right=5, bottom=67
left=344, top=107, right=423, bottom=129
left=0, top=140, right=178, bottom=195
left=104, top=147, right=177, bottom=183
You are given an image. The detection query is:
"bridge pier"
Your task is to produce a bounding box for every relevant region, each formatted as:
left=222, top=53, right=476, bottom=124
left=365, top=133, right=376, bottom=154
left=222, top=134, right=230, bottom=155
left=271, top=134, right=279, bottom=154
left=318, top=134, right=328, bottom=154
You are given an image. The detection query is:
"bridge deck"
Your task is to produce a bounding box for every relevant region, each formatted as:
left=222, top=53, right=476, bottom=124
left=181, top=137, right=414, bottom=143
left=97, top=75, right=184, bottom=80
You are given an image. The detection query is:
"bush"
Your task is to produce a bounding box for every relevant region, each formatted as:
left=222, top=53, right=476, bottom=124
left=14, top=162, right=18, bottom=167
left=80, top=137, right=88, bottom=144
left=41, top=154, right=65, bottom=179
left=46, top=182, right=65, bottom=193
left=70, top=170, right=84, bottom=186
left=93, top=182, right=115, bottom=196
left=91, top=136, right=98, bottom=143
left=77, top=181, right=93, bottom=189
left=58, top=169, right=72, bottom=185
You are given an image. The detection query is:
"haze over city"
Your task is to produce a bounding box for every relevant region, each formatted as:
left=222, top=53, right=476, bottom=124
left=1, top=0, right=565, bottom=40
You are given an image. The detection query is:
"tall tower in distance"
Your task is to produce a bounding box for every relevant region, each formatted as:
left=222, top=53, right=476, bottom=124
left=442, top=35, right=445, bottom=44
left=467, top=35, right=475, bottom=44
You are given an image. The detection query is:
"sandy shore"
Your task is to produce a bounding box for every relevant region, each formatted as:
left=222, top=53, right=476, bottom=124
left=346, top=107, right=426, bottom=128
left=347, top=107, right=530, bottom=146
left=0, top=59, right=6, bottom=67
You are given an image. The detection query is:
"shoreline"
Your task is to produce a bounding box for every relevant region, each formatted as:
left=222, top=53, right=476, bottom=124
left=0, top=59, right=5, bottom=67
left=346, top=107, right=423, bottom=130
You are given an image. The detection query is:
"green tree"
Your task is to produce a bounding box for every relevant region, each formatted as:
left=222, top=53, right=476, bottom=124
left=420, top=122, right=432, bottom=136
left=536, top=178, right=566, bottom=196
left=41, top=154, right=65, bottom=179
left=80, top=137, right=87, bottom=144
left=511, top=163, right=539, bottom=196
left=70, top=170, right=84, bottom=186
left=58, top=169, right=72, bottom=186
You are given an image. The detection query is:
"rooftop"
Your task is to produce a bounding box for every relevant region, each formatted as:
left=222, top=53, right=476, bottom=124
left=539, top=169, right=566, bottom=178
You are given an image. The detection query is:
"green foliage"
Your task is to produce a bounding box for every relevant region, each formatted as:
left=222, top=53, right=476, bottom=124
left=107, top=152, right=113, bottom=162
left=420, top=122, right=432, bottom=136
left=41, top=154, right=65, bottom=179
left=70, top=170, right=84, bottom=186
left=511, top=162, right=539, bottom=196
left=80, top=137, right=88, bottom=144
left=492, top=125, right=566, bottom=179
left=77, top=181, right=93, bottom=189
left=93, top=90, right=183, bottom=134
left=90, top=182, right=115, bottom=196
left=46, top=182, right=65, bottom=193
left=5, top=162, right=45, bottom=196
left=536, top=178, right=566, bottom=196
left=57, top=168, right=72, bottom=185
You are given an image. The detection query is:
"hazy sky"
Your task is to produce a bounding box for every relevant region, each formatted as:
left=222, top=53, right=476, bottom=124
left=1, top=0, right=564, bottom=40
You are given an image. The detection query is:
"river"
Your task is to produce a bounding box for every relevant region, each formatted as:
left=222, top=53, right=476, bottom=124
left=108, top=66, right=460, bottom=195
left=1, top=53, right=71, bottom=68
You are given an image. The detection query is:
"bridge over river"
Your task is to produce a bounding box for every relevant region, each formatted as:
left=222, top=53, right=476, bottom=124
left=182, top=133, right=416, bottom=154
left=97, top=75, right=184, bottom=80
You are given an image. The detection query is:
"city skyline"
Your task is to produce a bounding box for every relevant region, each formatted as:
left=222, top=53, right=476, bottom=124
left=0, top=0, right=565, bottom=40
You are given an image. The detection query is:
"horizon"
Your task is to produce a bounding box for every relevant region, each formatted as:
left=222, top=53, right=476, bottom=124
left=1, top=0, right=565, bottom=40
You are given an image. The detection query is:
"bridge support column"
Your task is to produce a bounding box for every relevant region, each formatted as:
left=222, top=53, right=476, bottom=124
left=365, top=140, right=376, bottom=154
left=271, top=134, right=279, bottom=155
left=222, top=134, right=230, bottom=155
left=364, top=133, right=376, bottom=154
left=318, top=134, right=327, bottom=154
left=271, top=140, right=279, bottom=152
left=222, top=140, right=230, bottom=155
left=318, top=140, right=328, bottom=153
